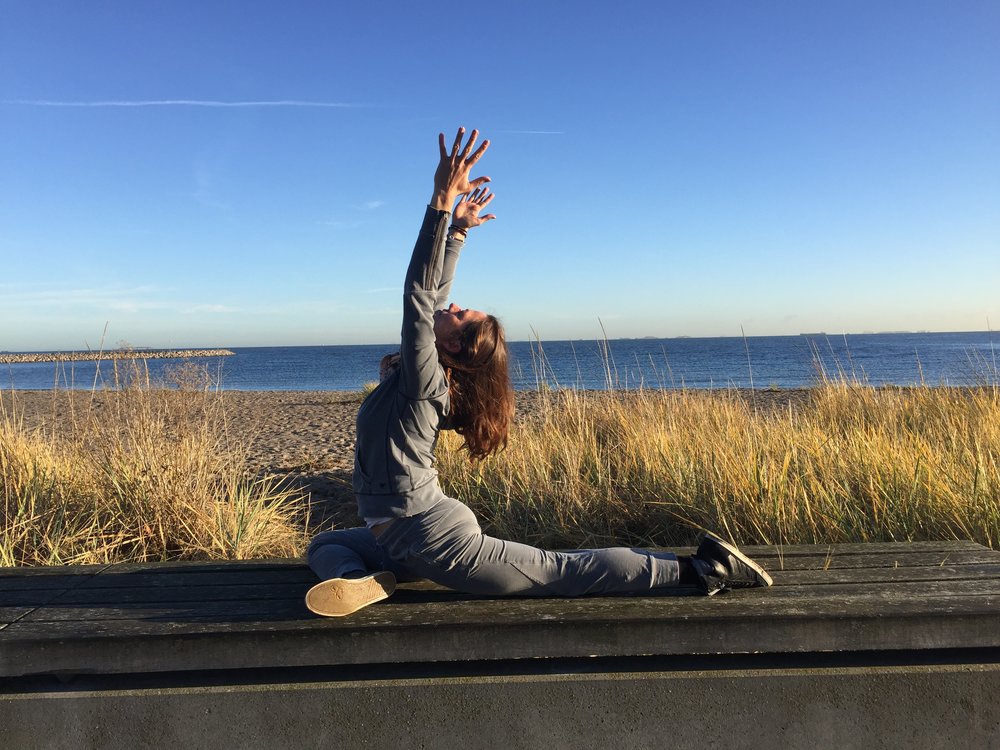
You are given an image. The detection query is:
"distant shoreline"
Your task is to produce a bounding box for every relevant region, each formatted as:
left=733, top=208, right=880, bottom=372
left=0, top=349, right=235, bottom=364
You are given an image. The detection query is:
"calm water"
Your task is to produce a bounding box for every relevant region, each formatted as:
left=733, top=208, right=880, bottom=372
left=2, top=332, right=997, bottom=391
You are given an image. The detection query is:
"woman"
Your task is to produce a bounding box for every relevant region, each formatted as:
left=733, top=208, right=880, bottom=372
left=306, top=127, right=772, bottom=617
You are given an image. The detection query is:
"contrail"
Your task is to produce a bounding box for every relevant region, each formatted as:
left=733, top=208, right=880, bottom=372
left=1, top=99, right=363, bottom=108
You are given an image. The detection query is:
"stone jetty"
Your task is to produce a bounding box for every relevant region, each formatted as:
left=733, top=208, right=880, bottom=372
left=0, top=349, right=234, bottom=364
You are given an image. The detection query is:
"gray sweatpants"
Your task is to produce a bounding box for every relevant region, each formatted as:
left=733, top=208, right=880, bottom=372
left=307, top=495, right=679, bottom=596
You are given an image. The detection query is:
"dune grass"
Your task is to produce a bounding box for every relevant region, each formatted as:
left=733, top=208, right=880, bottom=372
left=438, top=381, right=1000, bottom=550
left=4, top=357, right=998, bottom=566
left=0, top=362, right=311, bottom=566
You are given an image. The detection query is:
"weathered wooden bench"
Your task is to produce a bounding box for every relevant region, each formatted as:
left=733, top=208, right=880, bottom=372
left=2, top=541, right=998, bottom=749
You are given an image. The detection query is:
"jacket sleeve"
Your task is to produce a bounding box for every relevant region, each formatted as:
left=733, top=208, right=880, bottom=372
left=398, top=206, right=462, bottom=400
left=435, top=233, right=465, bottom=310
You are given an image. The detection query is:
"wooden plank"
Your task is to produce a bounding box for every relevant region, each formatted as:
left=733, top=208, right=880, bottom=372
left=0, top=541, right=991, bottom=585
left=44, top=582, right=311, bottom=605
left=5, top=590, right=999, bottom=637
left=0, top=564, right=111, bottom=639
left=0, top=589, right=72, bottom=607
left=3, top=551, right=992, bottom=595
left=0, top=564, right=107, bottom=579
left=9, top=577, right=1000, bottom=628
left=751, top=549, right=999, bottom=571
left=5, top=555, right=999, bottom=615
left=73, top=568, right=318, bottom=589
left=18, top=573, right=1000, bottom=617
left=14, top=597, right=311, bottom=624
left=2, top=595, right=998, bottom=678
left=756, top=578, right=1000, bottom=599
left=96, top=559, right=306, bottom=574
left=735, top=540, right=988, bottom=556
left=774, top=563, right=1000, bottom=585
left=0, top=576, right=90, bottom=592
left=0, top=608, right=34, bottom=626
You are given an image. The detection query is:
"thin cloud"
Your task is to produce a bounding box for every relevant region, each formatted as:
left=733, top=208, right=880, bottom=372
left=2, top=99, right=364, bottom=108
left=322, top=200, right=386, bottom=228
left=0, top=285, right=237, bottom=317
left=183, top=304, right=241, bottom=314
left=320, top=219, right=363, bottom=229
left=0, top=285, right=161, bottom=308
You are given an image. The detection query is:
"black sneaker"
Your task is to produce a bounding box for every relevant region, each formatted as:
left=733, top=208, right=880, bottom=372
left=693, top=533, right=773, bottom=596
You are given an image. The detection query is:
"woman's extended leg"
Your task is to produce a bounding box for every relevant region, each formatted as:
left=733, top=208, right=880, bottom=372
left=377, top=496, right=680, bottom=596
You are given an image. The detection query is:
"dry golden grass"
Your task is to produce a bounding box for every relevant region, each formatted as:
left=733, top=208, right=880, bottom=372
left=1, top=362, right=311, bottom=566
left=438, top=381, right=1000, bottom=550
left=5, top=359, right=998, bottom=566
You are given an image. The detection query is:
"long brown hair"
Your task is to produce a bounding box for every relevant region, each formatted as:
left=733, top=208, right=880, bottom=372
left=437, top=314, right=514, bottom=460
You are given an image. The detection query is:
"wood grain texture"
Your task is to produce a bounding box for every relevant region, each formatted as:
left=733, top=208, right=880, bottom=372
left=1, top=542, right=998, bottom=678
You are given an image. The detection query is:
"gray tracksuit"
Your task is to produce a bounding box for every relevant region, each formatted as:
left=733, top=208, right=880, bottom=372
left=308, top=206, right=679, bottom=597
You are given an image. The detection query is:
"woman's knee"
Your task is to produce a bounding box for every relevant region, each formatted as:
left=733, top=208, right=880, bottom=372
left=306, top=530, right=339, bottom=559
left=306, top=527, right=377, bottom=562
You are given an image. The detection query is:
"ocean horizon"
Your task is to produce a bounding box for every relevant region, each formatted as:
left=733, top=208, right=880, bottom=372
left=2, top=331, right=997, bottom=392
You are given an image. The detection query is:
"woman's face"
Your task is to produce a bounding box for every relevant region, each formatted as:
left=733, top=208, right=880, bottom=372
left=434, top=302, right=487, bottom=353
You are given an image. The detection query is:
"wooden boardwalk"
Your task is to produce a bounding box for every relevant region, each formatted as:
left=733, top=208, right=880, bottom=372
left=2, top=540, right=998, bottom=679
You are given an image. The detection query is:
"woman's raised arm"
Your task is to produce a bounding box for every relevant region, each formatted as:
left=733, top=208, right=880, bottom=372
left=397, top=127, right=492, bottom=399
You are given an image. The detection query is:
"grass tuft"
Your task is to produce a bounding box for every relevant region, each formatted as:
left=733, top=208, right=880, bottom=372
left=1, top=361, right=311, bottom=566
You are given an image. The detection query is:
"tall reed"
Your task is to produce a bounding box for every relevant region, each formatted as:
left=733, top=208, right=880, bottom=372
left=438, top=381, right=999, bottom=550
left=1, top=361, right=310, bottom=566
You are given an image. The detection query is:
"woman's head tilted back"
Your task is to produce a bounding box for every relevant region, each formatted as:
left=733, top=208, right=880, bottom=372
left=436, top=311, right=514, bottom=460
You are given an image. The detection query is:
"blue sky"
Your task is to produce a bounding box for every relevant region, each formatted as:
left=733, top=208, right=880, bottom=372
left=1, top=1, right=997, bottom=350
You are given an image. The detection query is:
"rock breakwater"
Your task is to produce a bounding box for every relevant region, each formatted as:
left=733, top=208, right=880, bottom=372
left=0, top=349, right=235, bottom=364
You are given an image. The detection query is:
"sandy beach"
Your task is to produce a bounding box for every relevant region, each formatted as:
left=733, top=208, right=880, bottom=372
left=3, top=388, right=813, bottom=529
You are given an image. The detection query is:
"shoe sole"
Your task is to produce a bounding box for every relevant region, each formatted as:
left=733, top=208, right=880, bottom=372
left=305, top=572, right=397, bottom=617
left=703, top=533, right=773, bottom=591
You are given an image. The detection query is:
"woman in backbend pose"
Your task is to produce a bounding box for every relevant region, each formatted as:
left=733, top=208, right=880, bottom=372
left=305, top=127, right=772, bottom=616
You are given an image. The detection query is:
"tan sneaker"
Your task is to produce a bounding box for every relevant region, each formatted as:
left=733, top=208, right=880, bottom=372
left=305, top=572, right=397, bottom=617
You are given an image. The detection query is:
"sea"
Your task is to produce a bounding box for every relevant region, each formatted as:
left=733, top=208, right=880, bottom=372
left=2, top=331, right=997, bottom=392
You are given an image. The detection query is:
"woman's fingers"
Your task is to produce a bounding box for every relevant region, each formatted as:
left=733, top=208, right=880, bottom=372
left=450, top=127, right=466, bottom=158
left=466, top=139, right=489, bottom=166
left=460, top=129, right=479, bottom=159
left=445, top=127, right=489, bottom=169
left=465, top=187, right=494, bottom=205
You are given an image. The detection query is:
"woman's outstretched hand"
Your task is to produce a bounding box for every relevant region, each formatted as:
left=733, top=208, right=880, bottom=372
left=431, top=127, right=490, bottom=211
left=451, top=187, right=496, bottom=231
